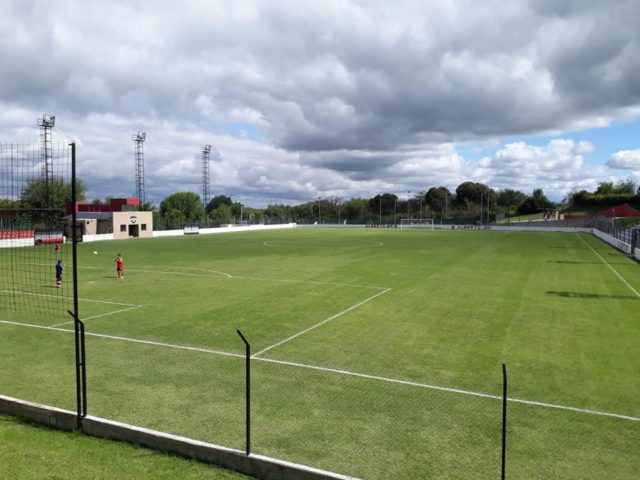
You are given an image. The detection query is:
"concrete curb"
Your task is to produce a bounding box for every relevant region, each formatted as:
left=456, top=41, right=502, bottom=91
left=0, top=394, right=359, bottom=480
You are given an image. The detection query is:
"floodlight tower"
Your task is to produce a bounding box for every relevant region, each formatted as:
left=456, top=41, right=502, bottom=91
left=202, top=145, right=212, bottom=209
left=38, top=114, right=56, bottom=200
left=132, top=131, right=146, bottom=209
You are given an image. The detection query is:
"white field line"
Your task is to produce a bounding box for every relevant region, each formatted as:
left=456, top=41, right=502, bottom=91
left=256, top=357, right=640, bottom=422
left=578, top=234, right=640, bottom=299
left=1, top=318, right=637, bottom=422
left=166, top=266, right=233, bottom=278
left=0, top=319, right=244, bottom=359
left=50, top=304, right=145, bottom=327
left=230, top=275, right=386, bottom=290
left=28, top=262, right=382, bottom=290
left=0, top=289, right=138, bottom=307
left=263, top=240, right=384, bottom=248
left=252, top=288, right=392, bottom=358
left=75, top=265, right=232, bottom=280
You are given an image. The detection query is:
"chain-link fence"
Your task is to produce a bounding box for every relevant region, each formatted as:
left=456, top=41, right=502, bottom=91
left=3, top=328, right=638, bottom=479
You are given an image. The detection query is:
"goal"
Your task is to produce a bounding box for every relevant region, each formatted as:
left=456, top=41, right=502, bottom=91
left=400, top=218, right=434, bottom=229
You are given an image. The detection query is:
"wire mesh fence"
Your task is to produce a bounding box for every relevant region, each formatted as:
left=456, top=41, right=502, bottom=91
left=0, top=142, right=74, bottom=321
left=2, top=318, right=639, bottom=479
left=591, top=216, right=640, bottom=246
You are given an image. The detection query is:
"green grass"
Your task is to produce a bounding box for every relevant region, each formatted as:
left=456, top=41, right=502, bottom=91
left=1, top=228, right=639, bottom=479
left=0, top=414, right=250, bottom=479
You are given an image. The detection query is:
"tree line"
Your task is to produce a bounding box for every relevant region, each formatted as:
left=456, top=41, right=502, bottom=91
left=7, top=176, right=638, bottom=229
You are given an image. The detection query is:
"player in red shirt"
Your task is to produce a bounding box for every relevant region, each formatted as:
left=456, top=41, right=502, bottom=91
left=114, top=254, right=124, bottom=279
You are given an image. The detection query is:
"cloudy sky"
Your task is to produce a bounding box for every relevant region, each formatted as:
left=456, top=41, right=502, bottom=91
left=1, top=0, right=640, bottom=207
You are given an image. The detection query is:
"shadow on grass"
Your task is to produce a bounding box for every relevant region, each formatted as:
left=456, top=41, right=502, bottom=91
left=546, top=290, right=638, bottom=300
left=548, top=260, right=599, bottom=265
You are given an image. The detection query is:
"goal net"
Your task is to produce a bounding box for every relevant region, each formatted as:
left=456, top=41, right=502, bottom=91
left=400, top=218, right=434, bottom=229
left=0, top=142, right=75, bottom=321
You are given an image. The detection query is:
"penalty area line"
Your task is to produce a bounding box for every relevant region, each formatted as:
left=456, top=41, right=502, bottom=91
left=252, top=288, right=392, bottom=358
left=50, top=304, right=145, bottom=327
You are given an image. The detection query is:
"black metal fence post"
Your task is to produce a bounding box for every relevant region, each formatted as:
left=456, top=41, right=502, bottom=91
left=501, top=363, right=508, bottom=480
left=69, top=310, right=87, bottom=429
left=237, top=330, right=251, bottom=456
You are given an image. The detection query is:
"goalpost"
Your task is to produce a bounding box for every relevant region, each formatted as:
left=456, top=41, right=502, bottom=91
left=400, top=218, right=434, bottom=229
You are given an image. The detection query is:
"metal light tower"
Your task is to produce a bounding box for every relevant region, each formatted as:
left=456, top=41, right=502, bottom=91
left=202, top=145, right=212, bottom=209
left=132, top=131, right=146, bottom=209
left=38, top=114, right=55, bottom=201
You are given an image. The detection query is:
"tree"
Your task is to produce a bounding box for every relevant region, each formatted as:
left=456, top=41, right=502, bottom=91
left=20, top=177, right=87, bottom=211
left=159, top=192, right=204, bottom=227
left=496, top=189, right=527, bottom=208
left=517, top=188, right=554, bottom=215
left=206, top=195, right=233, bottom=214
left=614, top=179, right=636, bottom=195
left=425, top=186, right=451, bottom=213
left=139, top=201, right=156, bottom=211
left=595, top=181, right=615, bottom=195
left=368, top=193, right=397, bottom=217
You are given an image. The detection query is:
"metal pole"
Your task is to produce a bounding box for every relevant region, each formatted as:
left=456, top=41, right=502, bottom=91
left=407, top=191, right=411, bottom=218
left=394, top=197, right=397, bottom=227
left=379, top=195, right=382, bottom=225
left=501, top=363, right=507, bottom=480
left=237, top=330, right=251, bottom=456
left=70, top=142, right=87, bottom=429
left=317, top=197, right=321, bottom=224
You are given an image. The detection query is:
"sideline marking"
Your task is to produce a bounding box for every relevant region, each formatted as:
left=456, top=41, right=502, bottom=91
left=579, top=234, right=640, bottom=299
left=0, top=320, right=243, bottom=359
left=252, top=288, right=392, bottom=358
left=1, top=318, right=637, bottom=423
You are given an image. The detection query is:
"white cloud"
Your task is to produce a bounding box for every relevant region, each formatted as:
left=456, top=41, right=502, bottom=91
left=606, top=150, right=640, bottom=170
left=1, top=1, right=640, bottom=205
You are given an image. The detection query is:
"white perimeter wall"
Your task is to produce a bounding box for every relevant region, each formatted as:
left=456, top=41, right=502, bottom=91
left=82, top=233, right=114, bottom=243
left=635, top=247, right=640, bottom=261
left=432, top=224, right=592, bottom=233
left=592, top=228, right=633, bottom=255
left=153, top=223, right=297, bottom=238
left=0, top=238, right=34, bottom=248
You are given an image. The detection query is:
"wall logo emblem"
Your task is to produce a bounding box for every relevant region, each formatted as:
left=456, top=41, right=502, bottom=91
left=130, top=216, right=137, bottom=224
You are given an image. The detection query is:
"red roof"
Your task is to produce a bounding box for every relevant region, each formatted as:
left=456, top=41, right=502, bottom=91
left=66, top=198, right=140, bottom=215
left=595, top=203, right=640, bottom=217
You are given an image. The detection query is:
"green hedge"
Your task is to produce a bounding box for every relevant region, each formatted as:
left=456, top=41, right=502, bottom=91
left=571, top=191, right=640, bottom=208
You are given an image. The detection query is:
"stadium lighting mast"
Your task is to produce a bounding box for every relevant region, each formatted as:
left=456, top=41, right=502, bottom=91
left=202, top=145, right=212, bottom=209
left=379, top=195, right=382, bottom=225
left=407, top=190, right=411, bottom=218
left=132, top=131, right=146, bottom=209
left=38, top=114, right=55, bottom=202
left=317, top=197, right=321, bottom=224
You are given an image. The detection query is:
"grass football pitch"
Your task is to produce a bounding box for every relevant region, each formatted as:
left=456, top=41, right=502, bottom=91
left=1, top=227, right=639, bottom=479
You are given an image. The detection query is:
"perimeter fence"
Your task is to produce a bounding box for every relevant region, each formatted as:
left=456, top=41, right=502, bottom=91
left=2, top=320, right=639, bottom=479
